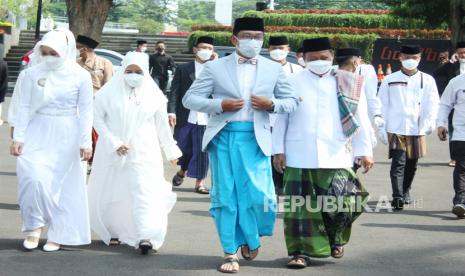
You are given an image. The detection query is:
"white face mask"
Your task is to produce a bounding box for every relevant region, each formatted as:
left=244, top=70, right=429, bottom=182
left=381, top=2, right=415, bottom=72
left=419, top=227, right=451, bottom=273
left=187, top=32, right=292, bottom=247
left=306, top=60, right=333, bottom=75
left=237, top=38, right=263, bottom=58
left=270, top=49, right=288, bottom=61
left=297, top=57, right=306, bottom=67
left=124, top=73, right=144, bottom=88
left=459, top=58, right=465, bottom=64
left=44, top=56, right=65, bottom=69
left=401, top=59, right=419, bottom=70
left=140, top=46, right=147, bottom=53
left=196, top=49, right=213, bottom=61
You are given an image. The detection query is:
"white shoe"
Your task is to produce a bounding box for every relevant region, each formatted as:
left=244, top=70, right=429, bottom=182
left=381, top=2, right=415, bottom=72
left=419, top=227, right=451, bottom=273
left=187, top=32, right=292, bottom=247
left=23, top=229, right=42, bottom=251
left=43, top=241, right=60, bottom=252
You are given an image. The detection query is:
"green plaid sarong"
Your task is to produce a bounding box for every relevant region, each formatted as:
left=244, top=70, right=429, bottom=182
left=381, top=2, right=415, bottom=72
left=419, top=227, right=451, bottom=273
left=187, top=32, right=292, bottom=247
left=283, top=167, right=369, bottom=258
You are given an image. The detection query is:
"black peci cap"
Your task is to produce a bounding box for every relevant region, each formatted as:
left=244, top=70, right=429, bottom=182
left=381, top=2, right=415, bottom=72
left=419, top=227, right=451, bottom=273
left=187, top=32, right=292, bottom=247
left=301, top=37, right=332, bottom=53
left=400, top=44, right=421, bottom=55
left=233, top=17, right=265, bottom=34
left=196, top=36, right=214, bottom=46
left=336, top=47, right=361, bottom=57
left=76, top=35, right=99, bottom=49
left=269, top=36, right=289, bottom=46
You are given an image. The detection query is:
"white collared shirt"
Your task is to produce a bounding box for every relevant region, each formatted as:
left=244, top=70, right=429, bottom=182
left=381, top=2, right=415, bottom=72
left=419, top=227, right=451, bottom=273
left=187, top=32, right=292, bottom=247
left=378, top=70, right=439, bottom=135
left=187, top=61, right=209, bottom=125
left=231, top=52, right=257, bottom=122
left=282, top=62, right=303, bottom=76
left=437, top=73, right=465, bottom=141
left=272, top=69, right=372, bottom=168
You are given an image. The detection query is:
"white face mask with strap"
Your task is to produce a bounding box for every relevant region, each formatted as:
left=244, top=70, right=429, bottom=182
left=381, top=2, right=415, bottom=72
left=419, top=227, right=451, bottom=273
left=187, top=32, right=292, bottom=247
left=401, top=59, right=419, bottom=70
left=124, top=73, right=144, bottom=88
left=237, top=38, right=263, bottom=58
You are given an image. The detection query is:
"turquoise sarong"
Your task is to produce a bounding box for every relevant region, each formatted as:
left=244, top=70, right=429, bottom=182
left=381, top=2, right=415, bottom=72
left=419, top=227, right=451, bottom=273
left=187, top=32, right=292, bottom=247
left=208, top=122, right=276, bottom=254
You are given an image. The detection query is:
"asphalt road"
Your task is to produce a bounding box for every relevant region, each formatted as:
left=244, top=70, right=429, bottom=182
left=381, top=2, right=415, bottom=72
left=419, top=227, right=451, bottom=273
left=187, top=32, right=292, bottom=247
left=0, top=97, right=464, bottom=276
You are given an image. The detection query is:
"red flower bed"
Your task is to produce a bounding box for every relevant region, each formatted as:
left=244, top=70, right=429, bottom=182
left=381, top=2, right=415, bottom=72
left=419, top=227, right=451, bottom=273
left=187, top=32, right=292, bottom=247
left=264, top=9, right=391, bottom=15
left=191, top=24, right=451, bottom=39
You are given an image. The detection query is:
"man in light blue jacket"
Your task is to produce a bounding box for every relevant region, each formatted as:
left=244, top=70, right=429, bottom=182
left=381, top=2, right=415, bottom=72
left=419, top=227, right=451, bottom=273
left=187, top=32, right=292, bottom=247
left=183, top=17, right=298, bottom=273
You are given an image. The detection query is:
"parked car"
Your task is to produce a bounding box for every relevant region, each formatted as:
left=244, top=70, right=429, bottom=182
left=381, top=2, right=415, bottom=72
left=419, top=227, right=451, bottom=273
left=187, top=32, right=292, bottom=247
left=95, top=49, right=124, bottom=73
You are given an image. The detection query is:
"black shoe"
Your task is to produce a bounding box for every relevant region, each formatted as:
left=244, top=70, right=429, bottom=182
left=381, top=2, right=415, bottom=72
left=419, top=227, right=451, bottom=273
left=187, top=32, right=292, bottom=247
left=452, top=204, right=465, bottom=219
left=172, top=172, right=185, bottom=187
left=391, top=198, right=404, bottom=210
left=404, top=193, right=413, bottom=205
left=139, top=240, right=153, bottom=255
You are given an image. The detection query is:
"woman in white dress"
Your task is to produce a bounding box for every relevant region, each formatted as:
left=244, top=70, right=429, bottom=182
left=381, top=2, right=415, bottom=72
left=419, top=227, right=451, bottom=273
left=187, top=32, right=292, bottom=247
left=88, top=52, right=181, bottom=255
left=9, top=30, right=93, bottom=252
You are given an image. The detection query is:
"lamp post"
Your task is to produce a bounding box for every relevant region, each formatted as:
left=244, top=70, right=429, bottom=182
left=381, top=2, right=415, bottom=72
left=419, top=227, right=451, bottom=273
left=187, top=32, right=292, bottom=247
left=35, top=0, right=43, bottom=40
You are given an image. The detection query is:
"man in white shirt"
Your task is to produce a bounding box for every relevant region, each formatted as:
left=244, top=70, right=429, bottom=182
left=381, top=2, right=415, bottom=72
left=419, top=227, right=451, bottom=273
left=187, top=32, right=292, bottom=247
left=335, top=47, right=382, bottom=170
left=378, top=44, right=440, bottom=210
left=168, top=36, right=216, bottom=194
left=434, top=41, right=465, bottom=167
left=268, top=36, right=303, bottom=76
left=268, top=35, right=303, bottom=196
left=272, top=37, right=373, bottom=268
left=182, top=17, right=298, bottom=273
left=437, top=73, right=465, bottom=218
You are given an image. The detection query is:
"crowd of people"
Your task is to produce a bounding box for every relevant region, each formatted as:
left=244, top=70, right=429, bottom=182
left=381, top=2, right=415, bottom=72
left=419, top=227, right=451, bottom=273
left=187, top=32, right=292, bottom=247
left=2, top=15, right=465, bottom=274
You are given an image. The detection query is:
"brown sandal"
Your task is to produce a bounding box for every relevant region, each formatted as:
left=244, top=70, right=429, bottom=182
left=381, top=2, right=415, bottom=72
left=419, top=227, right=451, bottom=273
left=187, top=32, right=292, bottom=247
left=109, top=238, right=120, bottom=246
left=218, top=256, right=240, bottom=273
left=287, top=255, right=309, bottom=269
left=331, top=246, right=344, bottom=258
left=240, top=245, right=258, bottom=261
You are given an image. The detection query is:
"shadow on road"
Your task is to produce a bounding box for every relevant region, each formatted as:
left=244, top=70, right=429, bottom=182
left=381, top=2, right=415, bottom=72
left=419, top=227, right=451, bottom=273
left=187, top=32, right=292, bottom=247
left=0, top=202, right=19, bottom=210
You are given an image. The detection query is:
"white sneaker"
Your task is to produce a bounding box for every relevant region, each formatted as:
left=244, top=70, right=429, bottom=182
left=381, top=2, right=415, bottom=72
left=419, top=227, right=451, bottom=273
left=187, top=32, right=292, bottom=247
left=43, top=241, right=60, bottom=252
left=23, top=229, right=42, bottom=251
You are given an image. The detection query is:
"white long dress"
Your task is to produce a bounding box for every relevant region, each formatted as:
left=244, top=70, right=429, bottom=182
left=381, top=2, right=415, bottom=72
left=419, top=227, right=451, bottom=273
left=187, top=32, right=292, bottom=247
left=14, top=64, right=93, bottom=245
left=88, top=53, right=181, bottom=250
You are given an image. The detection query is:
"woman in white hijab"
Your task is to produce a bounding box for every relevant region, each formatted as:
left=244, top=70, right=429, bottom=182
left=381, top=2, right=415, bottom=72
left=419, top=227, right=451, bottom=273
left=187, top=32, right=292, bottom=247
left=8, top=28, right=70, bottom=137
left=9, top=30, right=93, bottom=252
left=88, top=52, right=181, bottom=255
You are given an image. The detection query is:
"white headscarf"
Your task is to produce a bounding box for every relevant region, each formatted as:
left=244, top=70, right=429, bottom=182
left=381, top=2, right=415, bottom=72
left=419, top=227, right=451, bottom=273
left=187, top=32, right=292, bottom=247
left=28, top=29, right=81, bottom=117
left=95, top=52, right=166, bottom=164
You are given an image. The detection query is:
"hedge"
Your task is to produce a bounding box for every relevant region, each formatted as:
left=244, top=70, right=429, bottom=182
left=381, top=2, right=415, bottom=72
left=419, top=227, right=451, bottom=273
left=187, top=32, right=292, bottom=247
left=191, top=24, right=451, bottom=39
left=188, top=31, right=378, bottom=62
left=264, top=9, right=390, bottom=15
left=242, top=10, right=431, bottom=30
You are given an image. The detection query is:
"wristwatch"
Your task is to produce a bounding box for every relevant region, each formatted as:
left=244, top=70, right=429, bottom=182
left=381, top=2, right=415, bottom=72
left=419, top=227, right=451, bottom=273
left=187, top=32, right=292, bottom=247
left=267, top=101, right=275, bottom=113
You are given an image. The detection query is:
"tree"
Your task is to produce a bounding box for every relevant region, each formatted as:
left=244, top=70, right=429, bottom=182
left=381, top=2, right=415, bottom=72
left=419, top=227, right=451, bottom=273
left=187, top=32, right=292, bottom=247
left=65, top=0, right=113, bottom=41
left=381, top=0, right=463, bottom=44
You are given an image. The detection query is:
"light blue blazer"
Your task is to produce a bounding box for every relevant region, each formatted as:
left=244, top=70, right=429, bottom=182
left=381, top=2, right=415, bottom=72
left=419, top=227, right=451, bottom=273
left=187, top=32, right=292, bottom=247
left=182, top=53, right=298, bottom=156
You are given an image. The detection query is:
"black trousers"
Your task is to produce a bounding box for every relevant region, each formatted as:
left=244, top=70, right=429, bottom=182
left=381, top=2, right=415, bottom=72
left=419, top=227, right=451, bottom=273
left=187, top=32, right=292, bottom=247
left=154, top=77, right=168, bottom=94
left=390, top=150, right=418, bottom=200
left=448, top=110, right=454, bottom=159
left=451, top=141, right=465, bottom=205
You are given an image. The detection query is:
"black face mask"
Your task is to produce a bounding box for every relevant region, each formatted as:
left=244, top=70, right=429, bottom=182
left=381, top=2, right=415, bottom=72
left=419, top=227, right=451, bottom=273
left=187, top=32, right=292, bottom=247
left=156, top=47, right=164, bottom=53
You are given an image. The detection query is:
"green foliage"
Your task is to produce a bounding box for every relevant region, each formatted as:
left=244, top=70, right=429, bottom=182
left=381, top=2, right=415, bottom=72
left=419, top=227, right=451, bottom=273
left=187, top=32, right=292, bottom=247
left=242, top=10, right=432, bottom=30
left=274, top=0, right=389, bottom=9
left=177, top=0, right=215, bottom=31
left=189, top=30, right=379, bottom=62
left=379, top=0, right=449, bottom=29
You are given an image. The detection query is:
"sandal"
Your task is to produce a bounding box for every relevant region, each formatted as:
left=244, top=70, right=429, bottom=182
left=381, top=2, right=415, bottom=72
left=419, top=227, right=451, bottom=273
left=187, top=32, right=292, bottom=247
left=195, top=185, right=210, bottom=194
left=240, top=245, right=259, bottom=261
left=109, top=238, right=120, bottom=246
left=331, top=246, right=345, bottom=258
left=218, top=256, right=240, bottom=274
left=139, top=240, right=153, bottom=255
left=287, top=255, right=308, bottom=269
left=172, top=172, right=185, bottom=186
